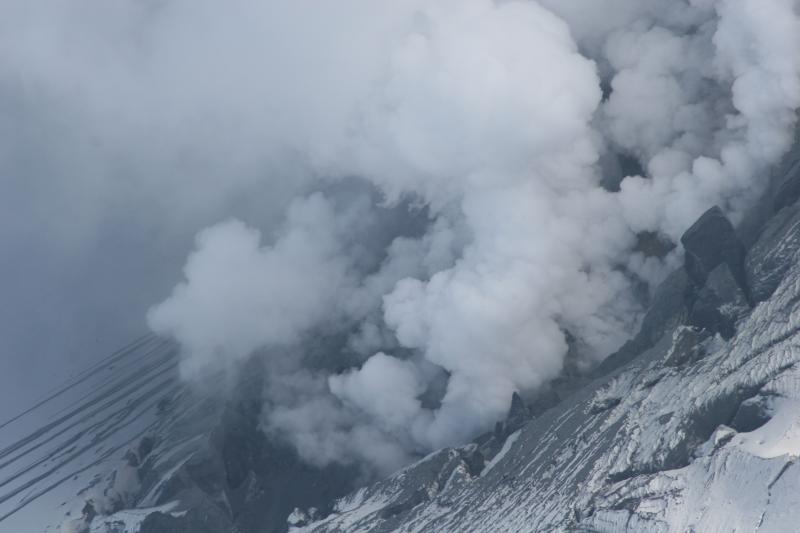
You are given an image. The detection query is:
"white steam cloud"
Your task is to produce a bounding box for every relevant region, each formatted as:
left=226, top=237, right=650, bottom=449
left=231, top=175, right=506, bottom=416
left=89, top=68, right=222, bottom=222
left=144, top=0, right=800, bottom=473
left=137, top=0, right=800, bottom=474
left=144, top=0, right=800, bottom=470
left=148, top=194, right=364, bottom=376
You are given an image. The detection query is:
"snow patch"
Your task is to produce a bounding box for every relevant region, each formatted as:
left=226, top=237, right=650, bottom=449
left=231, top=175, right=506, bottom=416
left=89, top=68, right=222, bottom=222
left=481, top=430, right=520, bottom=476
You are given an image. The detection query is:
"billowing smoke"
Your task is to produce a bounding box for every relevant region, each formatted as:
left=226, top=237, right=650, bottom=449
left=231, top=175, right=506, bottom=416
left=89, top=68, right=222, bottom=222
left=8, top=0, right=793, bottom=476
left=145, top=0, right=800, bottom=474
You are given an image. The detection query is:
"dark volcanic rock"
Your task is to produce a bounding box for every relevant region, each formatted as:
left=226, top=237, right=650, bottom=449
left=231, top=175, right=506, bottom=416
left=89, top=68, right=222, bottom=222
left=688, top=263, right=750, bottom=339
left=505, top=392, right=530, bottom=433
left=139, top=506, right=233, bottom=533
left=488, top=391, right=534, bottom=450
left=201, top=360, right=361, bottom=533
left=680, top=206, right=747, bottom=293
left=599, top=151, right=644, bottom=192
left=594, top=269, right=689, bottom=376
left=633, top=231, right=676, bottom=259
left=729, top=395, right=775, bottom=433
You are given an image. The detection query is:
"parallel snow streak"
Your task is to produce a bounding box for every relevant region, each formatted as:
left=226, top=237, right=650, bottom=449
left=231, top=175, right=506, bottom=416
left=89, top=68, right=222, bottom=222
left=0, top=335, right=180, bottom=524
left=0, top=335, right=154, bottom=434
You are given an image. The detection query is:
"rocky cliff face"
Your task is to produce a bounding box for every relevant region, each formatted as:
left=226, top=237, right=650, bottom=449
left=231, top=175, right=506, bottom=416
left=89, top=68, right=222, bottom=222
left=7, top=138, right=799, bottom=532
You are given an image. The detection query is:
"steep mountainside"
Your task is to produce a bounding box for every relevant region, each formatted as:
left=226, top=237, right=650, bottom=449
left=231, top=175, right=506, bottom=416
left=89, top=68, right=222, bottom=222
left=295, top=138, right=800, bottom=533
left=5, top=137, right=798, bottom=532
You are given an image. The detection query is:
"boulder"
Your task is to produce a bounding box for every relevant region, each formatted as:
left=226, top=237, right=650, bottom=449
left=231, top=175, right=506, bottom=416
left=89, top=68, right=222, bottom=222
left=680, top=206, right=747, bottom=293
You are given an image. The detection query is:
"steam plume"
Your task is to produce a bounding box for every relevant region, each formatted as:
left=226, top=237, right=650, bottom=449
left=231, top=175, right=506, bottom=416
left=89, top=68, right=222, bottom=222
left=141, top=0, right=800, bottom=474
left=12, top=0, right=782, bottom=474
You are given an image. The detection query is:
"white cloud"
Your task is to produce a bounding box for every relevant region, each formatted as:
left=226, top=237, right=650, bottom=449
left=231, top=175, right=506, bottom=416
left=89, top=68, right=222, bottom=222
left=5, top=0, right=794, bottom=474
left=151, top=0, right=800, bottom=471
left=147, top=193, right=363, bottom=377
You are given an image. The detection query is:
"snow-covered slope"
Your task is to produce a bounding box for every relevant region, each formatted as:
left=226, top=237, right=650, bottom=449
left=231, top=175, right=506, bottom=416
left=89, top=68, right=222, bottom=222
left=3, top=338, right=361, bottom=533
left=0, top=336, right=181, bottom=531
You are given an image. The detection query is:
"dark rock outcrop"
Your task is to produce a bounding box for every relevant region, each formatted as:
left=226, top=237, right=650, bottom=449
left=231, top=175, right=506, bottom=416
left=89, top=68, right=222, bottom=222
left=681, top=206, right=747, bottom=295
left=729, top=395, right=775, bottom=433
left=505, top=392, right=530, bottom=433
left=594, top=269, right=689, bottom=376
left=687, top=263, right=750, bottom=339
